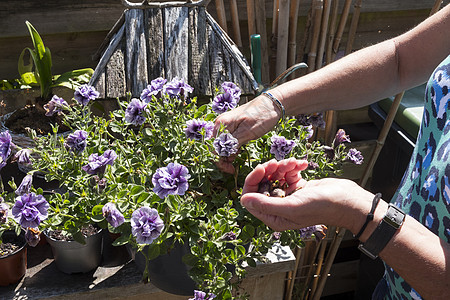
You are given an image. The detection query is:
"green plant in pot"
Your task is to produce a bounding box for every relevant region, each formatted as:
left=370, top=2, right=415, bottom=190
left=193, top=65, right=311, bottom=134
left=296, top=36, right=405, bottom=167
left=79, top=77, right=363, bottom=299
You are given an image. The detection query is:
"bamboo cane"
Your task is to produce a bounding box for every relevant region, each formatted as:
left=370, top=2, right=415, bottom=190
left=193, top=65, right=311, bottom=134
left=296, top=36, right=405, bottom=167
left=288, top=0, right=301, bottom=71
left=307, top=0, right=323, bottom=73
left=214, top=0, right=228, bottom=32
left=430, top=0, right=443, bottom=15
left=247, top=0, right=256, bottom=37
left=230, top=0, right=242, bottom=47
left=325, top=0, right=339, bottom=65
left=285, top=246, right=305, bottom=300
left=315, top=0, right=331, bottom=69
left=255, top=0, right=270, bottom=85
left=299, top=240, right=322, bottom=299
left=309, top=235, right=328, bottom=296
left=345, top=0, right=362, bottom=55
left=276, top=0, right=291, bottom=77
left=330, top=0, right=351, bottom=61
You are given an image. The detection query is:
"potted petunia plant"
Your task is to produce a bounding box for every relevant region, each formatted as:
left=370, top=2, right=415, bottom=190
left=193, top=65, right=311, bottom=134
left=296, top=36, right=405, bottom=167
left=16, top=76, right=363, bottom=297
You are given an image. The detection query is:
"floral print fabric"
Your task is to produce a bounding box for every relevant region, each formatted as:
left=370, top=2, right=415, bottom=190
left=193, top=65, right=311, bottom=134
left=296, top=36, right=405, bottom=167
left=375, top=55, right=450, bottom=299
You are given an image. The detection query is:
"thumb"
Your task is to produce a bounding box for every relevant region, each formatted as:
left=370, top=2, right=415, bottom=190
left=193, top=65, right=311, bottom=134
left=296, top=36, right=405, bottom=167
left=240, top=192, right=293, bottom=217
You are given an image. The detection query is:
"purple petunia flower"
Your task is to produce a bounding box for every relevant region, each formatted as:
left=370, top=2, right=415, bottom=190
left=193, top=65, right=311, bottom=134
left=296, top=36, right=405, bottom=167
left=212, top=92, right=238, bottom=114
left=299, top=226, right=319, bottom=239
left=74, top=84, right=100, bottom=106
left=346, top=148, right=364, bottom=165
left=25, top=227, right=41, bottom=247
left=164, top=78, right=193, bottom=99
left=296, top=113, right=326, bottom=129
left=270, top=135, right=296, bottom=160
left=141, top=77, right=167, bottom=102
left=64, top=130, right=88, bottom=154
left=152, top=163, right=190, bottom=199
left=15, top=174, right=33, bottom=196
left=0, top=131, right=12, bottom=169
left=125, top=98, right=147, bottom=126
left=304, top=125, right=314, bottom=140
left=102, top=202, right=125, bottom=228
left=82, top=149, right=117, bottom=175
left=185, top=119, right=214, bottom=141
left=213, top=133, right=239, bottom=157
left=221, top=81, right=241, bottom=98
left=0, top=200, right=9, bottom=224
left=14, top=149, right=32, bottom=167
left=189, top=290, right=216, bottom=300
left=43, top=95, right=68, bottom=116
left=131, top=207, right=164, bottom=244
left=333, top=129, right=351, bottom=148
left=12, top=192, right=49, bottom=229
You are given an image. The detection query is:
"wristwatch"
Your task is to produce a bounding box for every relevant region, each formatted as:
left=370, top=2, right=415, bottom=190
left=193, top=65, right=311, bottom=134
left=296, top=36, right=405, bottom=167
left=358, top=203, right=406, bottom=260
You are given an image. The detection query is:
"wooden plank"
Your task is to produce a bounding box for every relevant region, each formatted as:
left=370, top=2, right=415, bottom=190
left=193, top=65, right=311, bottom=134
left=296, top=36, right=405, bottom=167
left=106, top=41, right=126, bottom=99
left=188, top=6, right=212, bottom=96
left=208, top=24, right=227, bottom=92
left=95, top=71, right=106, bottom=99
left=146, top=8, right=165, bottom=81
left=125, top=9, right=148, bottom=97
left=164, top=7, right=189, bottom=81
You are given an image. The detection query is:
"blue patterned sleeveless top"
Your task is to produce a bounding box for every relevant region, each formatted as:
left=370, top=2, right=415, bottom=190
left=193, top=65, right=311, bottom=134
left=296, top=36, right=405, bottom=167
left=374, top=54, right=450, bottom=299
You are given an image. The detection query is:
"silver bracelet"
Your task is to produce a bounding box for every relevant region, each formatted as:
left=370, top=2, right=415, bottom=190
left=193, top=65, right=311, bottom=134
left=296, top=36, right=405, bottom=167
left=262, top=91, right=286, bottom=124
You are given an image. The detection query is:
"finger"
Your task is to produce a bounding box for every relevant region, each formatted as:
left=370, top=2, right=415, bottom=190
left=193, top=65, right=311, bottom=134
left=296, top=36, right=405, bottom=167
left=285, top=160, right=308, bottom=185
left=285, top=178, right=308, bottom=195
left=270, top=158, right=299, bottom=180
left=242, top=164, right=266, bottom=194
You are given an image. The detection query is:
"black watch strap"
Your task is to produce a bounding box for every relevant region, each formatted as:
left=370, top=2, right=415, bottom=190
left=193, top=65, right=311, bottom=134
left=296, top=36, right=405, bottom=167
left=358, top=203, right=406, bottom=260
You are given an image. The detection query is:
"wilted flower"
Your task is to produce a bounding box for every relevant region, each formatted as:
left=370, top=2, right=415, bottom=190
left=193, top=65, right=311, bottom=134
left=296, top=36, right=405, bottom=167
left=141, top=77, right=167, bottom=102
left=12, top=192, right=49, bottom=228
left=323, top=145, right=335, bottom=160
left=164, top=77, right=193, bottom=99
left=15, top=174, right=33, bottom=196
left=189, top=290, right=216, bottom=300
left=185, top=119, right=214, bottom=141
left=272, top=232, right=282, bottom=240
left=102, top=202, right=125, bottom=228
left=221, top=81, right=241, bottom=98
left=125, top=98, right=147, bottom=126
left=82, top=149, right=117, bottom=175
left=0, top=130, right=12, bottom=169
left=212, top=92, right=238, bottom=114
left=213, top=133, right=239, bottom=157
left=296, top=113, right=326, bottom=129
left=307, top=161, right=319, bottom=170
left=346, top=148, right=364, bottom=165
left=152, top=163, right=190, bottom=199
left=13, top=149, right=32, bottom=167
left=74, top=84, right=99, bottom=106
left=299, top=225, right=327, bottom=241
left=64, top=130, right=88, bottom=154
left=43, top=95, right=68, bottom=116
left=270, top=135, right=296, bottom=160
left=25, top=227, right=41, bottom=247
left=0, top=200, right=8, bottom=224
left=221, top=231, right=237, bottom=241
left=333, top=129, right=351, bottom=148
left=131, top=207, right=164, bottom=244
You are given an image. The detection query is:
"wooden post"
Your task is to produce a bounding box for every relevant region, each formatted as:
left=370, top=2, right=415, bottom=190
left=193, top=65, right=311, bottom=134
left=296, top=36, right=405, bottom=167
left=276, top=0, right=291, bottom=77
left=247, top=0, right=257, bottom=37
left=214, top=0, right=228, bottom=32
left=325, top=0, right=339, bottom=65
left=255, top=0, right=270, bottom=85
left=230, top=0, right=242, bottom=47
left=307, top=0, right=323, bottom=73
left=315, top=0, right=331, bottom=69
left=287, top=0, right=301, bottom=71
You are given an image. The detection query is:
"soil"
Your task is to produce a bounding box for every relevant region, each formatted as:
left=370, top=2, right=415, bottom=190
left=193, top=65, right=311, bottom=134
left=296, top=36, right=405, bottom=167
left=4, top=101, right=69, bottom=135
left=47, top=224, right=100, bottom=242
left=0, top=235, right=23, bottom=257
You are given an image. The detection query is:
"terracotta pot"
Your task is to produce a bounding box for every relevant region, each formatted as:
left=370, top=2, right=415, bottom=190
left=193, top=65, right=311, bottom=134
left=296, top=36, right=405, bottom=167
left=126, top=241, right=196, bottom=296
left=45, top=229, right=103, bottom=274
left=0, top=231, right=27, bottom=286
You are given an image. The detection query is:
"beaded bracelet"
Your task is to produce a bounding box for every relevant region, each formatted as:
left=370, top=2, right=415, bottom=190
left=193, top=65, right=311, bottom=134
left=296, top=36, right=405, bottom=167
left=262, top=91, right=286, bottom=124
left=354, top=193, right=382, bottom=239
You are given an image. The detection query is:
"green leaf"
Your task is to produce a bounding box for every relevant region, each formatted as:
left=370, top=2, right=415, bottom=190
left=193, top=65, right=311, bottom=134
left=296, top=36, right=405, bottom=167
left=130, top=185, right=145, bottom=196
left=145, top=243, right=160, bottom=261
left=246, top=257, right=257, bottom=267
left=91, top=204, right=104, bottom=222
left=112, top=233, right=130, bottom=246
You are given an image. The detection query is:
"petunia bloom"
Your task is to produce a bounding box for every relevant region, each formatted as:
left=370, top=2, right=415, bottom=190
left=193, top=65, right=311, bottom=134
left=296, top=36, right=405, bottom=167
left=141, top=77, right=167, bottom=102
left=346, top=148, right=364, bottom=165
left=43, top=95, right=68, bottom=116
left=12, top=192, right=49, bottom=229
left=13, top=149, right=32, bottom=168
left=270, top=135, right=296, bottom=160
left=152, top=163, right=190, bottom=199
left=74, top=84, right=100, bottom=106
left=213, top=133, right=239, bottom=157
left=64, top=130, right=88, bottom=154
left=189, top=290, right=216, bottom=300
left=131, top=207, right=164, bottom=244
left=221, top=81, right=241, bottom=98
left=102, top=202, right=125, bottom=228
left=185, top=119, right=214, bottom=141
left=164, top=78, right=193, bottom=99
left=15, top=174, right=33, bottom=196
left=0, top=200, right=9, bottom=224
left=0, top=130, right=12, bottom=170
left=211, top=92, right=238, bottom=114
left=333, top=129, right=351, bottom=148
left=25, top=227, right=41, bottom=247
left=303, top=125, right=314, bottom=140
left=82, top=149, right=117, bottom=175
left=125, top=98, right=147, bottom=126
left=296, top=113, right=326, bottom=129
